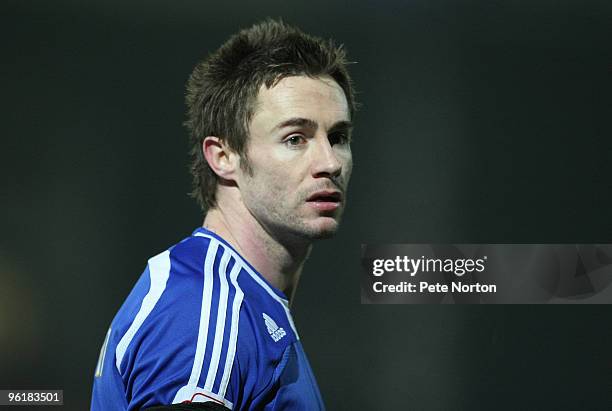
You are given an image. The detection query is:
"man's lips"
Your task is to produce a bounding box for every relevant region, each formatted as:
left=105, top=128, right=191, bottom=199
left=306, top=190, right=342, bottom=211
left=306, top=190, right=342, bottom=202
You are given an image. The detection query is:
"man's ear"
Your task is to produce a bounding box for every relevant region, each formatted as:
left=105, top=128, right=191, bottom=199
left=202, top=136, right=240, bottom=181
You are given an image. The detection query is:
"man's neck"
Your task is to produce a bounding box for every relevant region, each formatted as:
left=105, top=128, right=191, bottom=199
left=202, top=204, right=311, bottom=301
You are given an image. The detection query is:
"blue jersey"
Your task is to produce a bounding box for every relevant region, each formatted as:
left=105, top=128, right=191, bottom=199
left=91, top=228, right=325, bottom=410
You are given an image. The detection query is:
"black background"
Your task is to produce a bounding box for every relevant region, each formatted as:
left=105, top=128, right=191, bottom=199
left=2, top=1, right=611, bottom=409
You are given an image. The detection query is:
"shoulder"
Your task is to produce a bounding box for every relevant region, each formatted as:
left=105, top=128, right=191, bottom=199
left=106, top=230, right=302, bottom=409
left=110, top=234, right=245, bottom=409
left=111, top=235, right=214, bottom=344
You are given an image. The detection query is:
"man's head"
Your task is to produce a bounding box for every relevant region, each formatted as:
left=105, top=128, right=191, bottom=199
left=185, top=19, right=356, bottom=210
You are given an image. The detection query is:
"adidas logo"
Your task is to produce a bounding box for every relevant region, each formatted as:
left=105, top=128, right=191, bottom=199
left=262, top=312, right=286, bottom=342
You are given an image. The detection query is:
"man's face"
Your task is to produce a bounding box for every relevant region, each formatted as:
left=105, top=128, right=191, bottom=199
left=237, top=75, right=353, bottom=241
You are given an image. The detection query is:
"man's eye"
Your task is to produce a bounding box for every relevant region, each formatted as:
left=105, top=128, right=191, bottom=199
left=285, top=135, right=306, bottom=146
left=329, top=132, right=349, bottom=146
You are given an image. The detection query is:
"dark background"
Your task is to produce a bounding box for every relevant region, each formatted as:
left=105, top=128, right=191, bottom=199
left=2, top=1, right=611, bottom=409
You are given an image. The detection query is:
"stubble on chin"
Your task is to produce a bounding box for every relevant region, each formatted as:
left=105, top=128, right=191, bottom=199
left=299, top=210, right=345, bottom=241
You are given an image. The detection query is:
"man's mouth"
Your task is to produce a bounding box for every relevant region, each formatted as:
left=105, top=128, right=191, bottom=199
left=306, top=190, right=342, bottom=211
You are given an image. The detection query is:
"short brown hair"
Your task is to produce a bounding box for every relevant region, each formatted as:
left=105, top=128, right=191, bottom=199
left=184, top=18, right=357, bottom=210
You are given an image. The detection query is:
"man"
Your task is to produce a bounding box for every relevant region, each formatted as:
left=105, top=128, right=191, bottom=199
left=91, top=19, right=356, bottom=410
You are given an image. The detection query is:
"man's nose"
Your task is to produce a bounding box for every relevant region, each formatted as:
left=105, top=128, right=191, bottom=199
left=311, top=135, right=342, bottom=178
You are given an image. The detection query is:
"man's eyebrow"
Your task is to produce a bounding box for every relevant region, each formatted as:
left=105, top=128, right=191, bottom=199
left=271, top=117, right=318, bottom=133
left=271, top=118, right=353, bottom=133
left=328, top=120, right=353, bottom=133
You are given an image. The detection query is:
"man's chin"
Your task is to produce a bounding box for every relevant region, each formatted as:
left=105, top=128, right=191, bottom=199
left=303, top=217, right=341, bottom=240
left=307, top=229, right=337, bottom=240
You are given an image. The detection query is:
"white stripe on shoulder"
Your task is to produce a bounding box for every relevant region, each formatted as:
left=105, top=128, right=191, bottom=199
left=115, top=250, right=171, bottom=373
left=187, top=238, right=218, bottom=387
left=203, top=246, right=231, bottom=390
left=193, top=232, right=299, bottom=338
left=174, top=238, right=243, bottom=405
left=219, top=259, right=244, bottom=398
